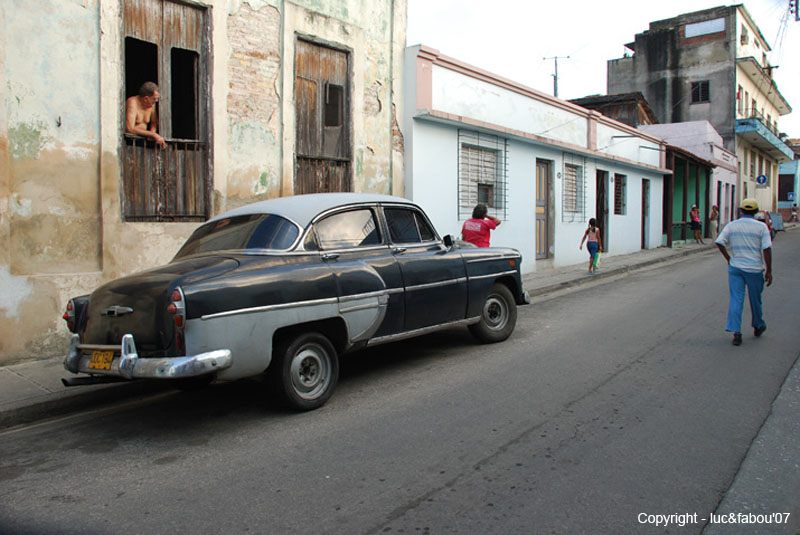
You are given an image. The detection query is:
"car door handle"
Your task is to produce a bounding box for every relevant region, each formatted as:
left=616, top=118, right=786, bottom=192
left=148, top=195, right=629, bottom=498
left=322, top=253, right=340, bottom=261
left=392, top=247, right=407, bottom=255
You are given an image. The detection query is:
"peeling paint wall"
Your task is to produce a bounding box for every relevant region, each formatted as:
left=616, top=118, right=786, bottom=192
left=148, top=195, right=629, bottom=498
left=0, top=0, right=406, bottom=364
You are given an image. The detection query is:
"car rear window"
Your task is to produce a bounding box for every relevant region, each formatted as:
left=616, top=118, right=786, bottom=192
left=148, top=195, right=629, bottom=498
left=174, top=214, right=300, bottom=258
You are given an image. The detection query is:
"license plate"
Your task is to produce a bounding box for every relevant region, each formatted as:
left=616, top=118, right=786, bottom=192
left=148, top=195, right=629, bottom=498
left=89, top=350, right=114, bottom=370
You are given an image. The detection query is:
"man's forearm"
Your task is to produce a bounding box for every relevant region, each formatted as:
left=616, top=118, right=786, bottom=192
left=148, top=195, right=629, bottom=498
left=716, top=243, right=730, bottom=263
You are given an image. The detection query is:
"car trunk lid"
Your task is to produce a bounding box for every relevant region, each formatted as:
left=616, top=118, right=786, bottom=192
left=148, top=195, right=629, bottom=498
left=80, top=256, right=239, bottom=353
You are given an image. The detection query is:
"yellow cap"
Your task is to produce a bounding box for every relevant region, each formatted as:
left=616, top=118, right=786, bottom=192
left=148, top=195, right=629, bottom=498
left=741, top=198, right=759, bottom=210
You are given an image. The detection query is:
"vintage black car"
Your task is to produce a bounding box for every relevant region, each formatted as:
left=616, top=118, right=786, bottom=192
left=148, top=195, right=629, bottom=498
left=63, top=193, right=529, bottom=410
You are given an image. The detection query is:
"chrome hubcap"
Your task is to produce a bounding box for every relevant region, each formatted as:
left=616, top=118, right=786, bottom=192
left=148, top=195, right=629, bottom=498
left=483, top=295, right=508, bottom=330
left=290, top=344, right=330, bottom=400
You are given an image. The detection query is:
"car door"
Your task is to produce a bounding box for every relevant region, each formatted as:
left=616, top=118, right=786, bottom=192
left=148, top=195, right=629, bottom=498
left=382, top=205, right=468, bottom=331
left=310, top=206, right=405, bottom=339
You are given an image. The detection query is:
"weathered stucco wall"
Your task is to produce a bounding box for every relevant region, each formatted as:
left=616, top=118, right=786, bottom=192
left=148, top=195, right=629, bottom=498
left=226, top=0, right=283, bottom=208
left=0, top=0, right=405, bottom=364
left=1, top=0, right=106, bottom=362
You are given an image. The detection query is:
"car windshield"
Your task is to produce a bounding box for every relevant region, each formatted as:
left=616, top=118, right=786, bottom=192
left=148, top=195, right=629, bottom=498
left=174, top=214, right=300, bottom=259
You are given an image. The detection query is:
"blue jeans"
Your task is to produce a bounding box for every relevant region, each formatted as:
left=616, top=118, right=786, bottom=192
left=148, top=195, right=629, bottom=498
left=725, top=265, right=766, bottom=333
left=587, top=241, right=599, bottom=260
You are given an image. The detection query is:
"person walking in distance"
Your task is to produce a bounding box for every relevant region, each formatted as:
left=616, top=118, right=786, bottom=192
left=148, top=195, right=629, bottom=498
left=689, top=204, right=704, bottom=244
left=714, top=198, right=773, bottom=346
left=461, top=204, right=501, bottom=247
left=709, top=204, right=720, bottom=238
left=579, top=218, right=603, bottom=274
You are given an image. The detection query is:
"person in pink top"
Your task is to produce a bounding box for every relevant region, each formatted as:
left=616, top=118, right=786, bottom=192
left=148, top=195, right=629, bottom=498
left=579, top=218, right=603, bottom=274
left=461, top=204, right=501, bottom=247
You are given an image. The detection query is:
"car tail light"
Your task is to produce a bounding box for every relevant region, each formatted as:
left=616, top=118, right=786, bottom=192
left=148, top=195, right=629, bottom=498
left=63, top=300, right=76, bottom=332
left=167, top=287, right=186, bottom=329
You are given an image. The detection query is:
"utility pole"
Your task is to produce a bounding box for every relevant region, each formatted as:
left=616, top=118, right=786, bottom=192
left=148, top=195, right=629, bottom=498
left=543, top=56, right=570, bottom=97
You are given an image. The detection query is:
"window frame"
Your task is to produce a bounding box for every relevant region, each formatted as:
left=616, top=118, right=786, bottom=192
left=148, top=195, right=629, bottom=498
left=383, top=206, right=438, bottom=245
left=562, top=159, right=586, bottom=221
left=457, top=129, right=508, bottom=220
left=614, top=174, right=627, bottom=216
left=121, top=0, right=210, bottom=223
left=313, top=208, right=383, bottom=251
left=690, top=81, right=710, bottom=103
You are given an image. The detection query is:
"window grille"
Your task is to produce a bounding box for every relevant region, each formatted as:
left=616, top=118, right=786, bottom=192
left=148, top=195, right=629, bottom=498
left=691, top=81, right=710, bottom=103
left=458, top=130, right=508, bottom=220
left=614, top=174, right=627, bottom=215
left=561, top=154, right=586, bottom=222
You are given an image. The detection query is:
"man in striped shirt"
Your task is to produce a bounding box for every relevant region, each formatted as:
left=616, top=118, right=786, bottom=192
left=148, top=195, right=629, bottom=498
left=714, top=198, right=773, bottom=346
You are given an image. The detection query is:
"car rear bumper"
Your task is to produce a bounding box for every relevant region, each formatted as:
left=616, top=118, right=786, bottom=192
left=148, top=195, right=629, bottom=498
left=64, top=334, right=232, bottom=380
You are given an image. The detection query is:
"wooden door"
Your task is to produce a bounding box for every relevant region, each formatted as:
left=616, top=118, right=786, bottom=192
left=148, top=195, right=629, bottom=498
left=596, top=170, right=608, bottom=251
left=535, top=160, right=550, bottom=259
left=295, top=40, right=351, bottom=194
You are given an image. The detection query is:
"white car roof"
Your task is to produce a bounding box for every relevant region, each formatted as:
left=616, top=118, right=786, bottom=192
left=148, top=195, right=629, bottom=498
left=207, top=193, right=419, bottom=229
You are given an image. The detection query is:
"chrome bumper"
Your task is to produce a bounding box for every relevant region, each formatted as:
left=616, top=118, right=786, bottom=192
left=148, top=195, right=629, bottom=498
left=64, top=334, right=232, bottom=380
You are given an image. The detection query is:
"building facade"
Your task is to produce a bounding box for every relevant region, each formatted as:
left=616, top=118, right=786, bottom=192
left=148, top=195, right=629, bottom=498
left=0, top=0, right=406, bottom=364
left=778, top=139, right=800, bottom=220
left=607, top=5, right=793, bottom=211
left=403, top=46, right=669, bottom=274
left=640, top=121, right=738, bottom=239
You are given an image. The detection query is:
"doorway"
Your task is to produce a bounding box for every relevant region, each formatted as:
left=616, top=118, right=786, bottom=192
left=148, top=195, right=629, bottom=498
left=535, top=160, right=551, bottom=260
left=595, top=170, right=609, bottom=251
left=641, top=179, right=650, bottom=249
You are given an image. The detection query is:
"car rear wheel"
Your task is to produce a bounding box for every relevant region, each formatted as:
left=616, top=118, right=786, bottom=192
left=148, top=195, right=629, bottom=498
left=468, top=283, right=517, bottom=343
left=269, top=332, right=339, bottom=411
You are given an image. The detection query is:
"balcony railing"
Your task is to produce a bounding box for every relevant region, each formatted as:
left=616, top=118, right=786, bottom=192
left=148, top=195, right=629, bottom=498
left=123, top=135, right=209, bottom=222
left=740, top=110, right=780, bottom=137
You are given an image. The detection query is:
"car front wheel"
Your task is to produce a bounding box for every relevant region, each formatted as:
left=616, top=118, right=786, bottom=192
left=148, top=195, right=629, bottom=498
left=468, top=283, right=517, bottom=343
left=269, top=332, right=339, bottom=411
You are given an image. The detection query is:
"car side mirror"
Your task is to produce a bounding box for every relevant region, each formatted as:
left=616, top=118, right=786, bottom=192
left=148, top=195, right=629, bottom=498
left=443, top=235, right=454, bottom=248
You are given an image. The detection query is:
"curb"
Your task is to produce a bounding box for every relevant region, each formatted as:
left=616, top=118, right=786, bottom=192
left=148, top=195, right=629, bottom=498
left=0, top=379, right=170, bottom=430
left=527, top=245, right=715, bottom=297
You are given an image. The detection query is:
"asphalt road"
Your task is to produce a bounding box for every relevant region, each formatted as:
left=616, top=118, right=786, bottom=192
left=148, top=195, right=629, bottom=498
left=1, top=233, right=798, bottom=535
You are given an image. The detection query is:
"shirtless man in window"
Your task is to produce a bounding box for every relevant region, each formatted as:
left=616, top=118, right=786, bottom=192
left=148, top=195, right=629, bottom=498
left=126, top=81, right=166, bottom=148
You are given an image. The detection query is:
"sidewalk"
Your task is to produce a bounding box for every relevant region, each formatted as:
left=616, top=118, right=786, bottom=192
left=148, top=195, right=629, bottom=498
left=0, top=240, right=720, bottom=430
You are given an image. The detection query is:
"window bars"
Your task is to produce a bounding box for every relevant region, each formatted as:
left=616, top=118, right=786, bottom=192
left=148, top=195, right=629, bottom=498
left=614, top=173, right=627, bottom=215
left=458, top=130, right=508, bottom=220
left=561, top=153, right=586, bottom=222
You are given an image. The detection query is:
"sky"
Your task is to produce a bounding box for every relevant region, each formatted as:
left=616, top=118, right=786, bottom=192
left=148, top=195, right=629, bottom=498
left=406, top=0, right=800, bottom=136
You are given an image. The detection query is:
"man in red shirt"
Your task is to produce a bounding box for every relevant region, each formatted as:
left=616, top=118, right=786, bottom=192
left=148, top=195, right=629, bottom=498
left=461, top=203, right=501, bottom=247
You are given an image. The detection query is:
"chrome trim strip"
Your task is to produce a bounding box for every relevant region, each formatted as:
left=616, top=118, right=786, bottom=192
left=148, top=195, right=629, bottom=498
left=339, top=288, right=402, bottom=302
left=366, top=317, right=481, bottom=346
left=466, top=255, right=520, bottom=263
left=405, top=277, right=467, bottom=292
left=340, top=302, right=381, bottom=314
left=201, top=297, right=339, bottom=320
left=468, top=270, right=519, bottom=281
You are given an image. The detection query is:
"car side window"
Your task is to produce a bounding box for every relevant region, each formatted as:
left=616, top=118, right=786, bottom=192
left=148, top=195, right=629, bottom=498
left=385, top=208, right=437, bottom=244
left=315, top=209, right=382, bottom=249
left=416, top=212, right=436, bottom=241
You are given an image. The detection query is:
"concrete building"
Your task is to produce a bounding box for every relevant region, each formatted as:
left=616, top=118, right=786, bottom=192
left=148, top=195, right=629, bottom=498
left=0, top=0, right=406, bottom=364
left=569, top=93, right=658, bottom=129
left=640, top=121, right=738, bottom=238
left=607, top=5, right=793, bottom=212
left=403, top=46, right=669, bottom=275
left=778, top=139, right=800, bottom=221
